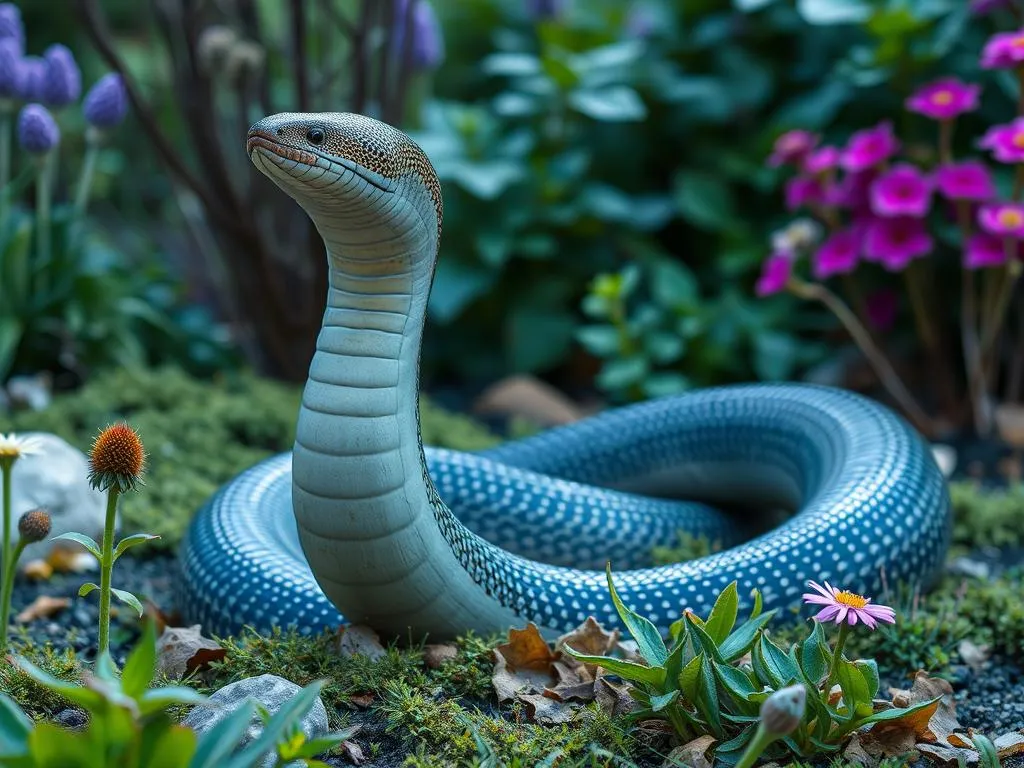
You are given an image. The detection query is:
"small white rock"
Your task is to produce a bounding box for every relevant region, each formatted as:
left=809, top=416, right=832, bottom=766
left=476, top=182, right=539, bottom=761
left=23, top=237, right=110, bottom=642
left=930, top=443, right=957, bottom=479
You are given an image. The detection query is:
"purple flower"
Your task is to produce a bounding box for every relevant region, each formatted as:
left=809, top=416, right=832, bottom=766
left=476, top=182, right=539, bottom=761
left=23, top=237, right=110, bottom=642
left=393, top=0, right=445, bottom=70
left=785, top=175, right=825, bottom=211
left=981, top=30, right=1024, bottom=69
left=864, top=216, right=932, bottom=271
left=0, top=3, right=22, bottom=53
left=803, top=581, right=896, bottom=629
left=978, top=202, right=1024, bottom=238
left=526, top=0, right=568, bottom=20
left=0, top=37, right=20, bottom=98
left=83, top=74, right=128, bottom=129
left=905, top=78, right=980, bottom=121
left=755, top=254, right=792, bottom=296
left=829, top=170, right=877, bottom=214
left=865, top=289, right=899, bottom=332
left=979, top=118, right=1024, bottom=163
left=812, top=228, right=861, bottom=279
left=965, top=233, right=1010, bottom=269
left=17, top=104, right=59, bottom=153
left=768, top=130, right=818, bottom=168
left=934, top=161, right=996, bottom=201
left=971, top=0, right=1013, bottom=14
left=802, top=146, right=840, bottom=175
left=42, top=44, right=81, bottom=107
left=841, top=122, right=900, bottom=173
left=15, top=55, right=45, bottom=102
left=870, top=164, right=933, bottom=218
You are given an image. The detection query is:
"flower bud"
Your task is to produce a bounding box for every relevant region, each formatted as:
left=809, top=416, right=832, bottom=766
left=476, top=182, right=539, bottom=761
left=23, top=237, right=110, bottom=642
left=759, top=684, right=806, bottom=736
left=0, top=37, right=20, bottom=98
left=15, top=56, right=45, bottom=102
left=88, top=422, right=146, bottom=493
left=0, top=3, right=23, bottom=54
left=42, top=44, right=81, bottom=107
left=18, top=508, right=51, bottom=543
left=196, top=25, right=238, bottom=75
left=393, top=0, right=445, bottom=71
left=83, top=73, right=128, bottom=129
left=17, top=104, right=59, bottom=153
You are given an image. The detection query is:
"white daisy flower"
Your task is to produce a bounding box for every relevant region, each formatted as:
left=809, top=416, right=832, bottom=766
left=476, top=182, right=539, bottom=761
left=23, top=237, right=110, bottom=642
left=0, top=432, right=44, bottom=463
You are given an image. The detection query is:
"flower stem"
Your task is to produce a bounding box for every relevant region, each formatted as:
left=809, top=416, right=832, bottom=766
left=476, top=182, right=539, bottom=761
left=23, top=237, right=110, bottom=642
left=980, top=258, right=1022, bottom=355
left=938, top=119, right=954, bottom=165
left=71, top=134, right=100, bottom=252
left=34, top=152, right=54, bottom=275
left=958, top=201, right=991, bottom=432
left=0, top=460, right=11, bottom=653
left=824, top=622, right=851, bottom=695
left=0, top=106, right=11, bottom=234
left=789, top=278, right=934, bottom=436
left=0, top=538, right=26, bottom=655
left=97, top=486, right=120, bottom=656
left=734, top=723, right=778, bottom=768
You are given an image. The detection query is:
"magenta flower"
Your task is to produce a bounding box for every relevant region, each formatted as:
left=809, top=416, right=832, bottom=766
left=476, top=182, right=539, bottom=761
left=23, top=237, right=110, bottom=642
left=965, top=234, right=1010, bottom=269
left=979, top=118, right=1024, bottom=163
left=755, top=254, right=793, bottom=296
left=785, top=175, right=825, bottom=211
left=972, top=0, right=1013, bottom=15
left=934, top=161, right=996, bottom=201
left=802, top=146, right=841, bottom=175
left=803, top=581, right=896, bottom=629
left=980, top=30, right=1024, bottom=69
left=864, top=216, right=933, bottom=271
left=979, top=202, right=1024, bottom=238
left=865, top=289, right=899, bottom=332
left=812, top=228, right=861, bottom=279
left=768, top=130, right=818, bottom=168
left=870, top=164, right=933, bottom=218
left=841, top=122, right=900, bottom=173
left=829, top=170, right=876, bottom=214
left=905, top=78, right=980, bottom=121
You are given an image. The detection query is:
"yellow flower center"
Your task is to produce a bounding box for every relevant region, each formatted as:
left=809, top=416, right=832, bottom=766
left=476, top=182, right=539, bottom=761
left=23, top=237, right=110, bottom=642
left=931, top=90, right=953, bottom=106
left=1013, top=35, right=1024, bottom=48
left=833, top=590, right=869, bottom=609
left=1000, top=209, right=1024, bottom=228
left=1013, top=131, right=1024, bottom=149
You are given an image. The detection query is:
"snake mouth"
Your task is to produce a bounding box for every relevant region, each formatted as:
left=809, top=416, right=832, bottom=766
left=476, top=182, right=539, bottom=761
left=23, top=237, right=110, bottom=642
left=247, top=131, right=394, bottom=194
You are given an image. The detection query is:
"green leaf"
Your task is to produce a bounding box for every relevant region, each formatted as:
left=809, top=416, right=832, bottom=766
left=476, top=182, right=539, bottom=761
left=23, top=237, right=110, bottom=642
left=596, top=357, right=648, bottom=392
left=428, top=259, right=495, bottom=324
left=111, top=588, right=145, bottom=617
left=713, top=661, right=759, bottom=712
left=695, top=655, right=723, bottom=737
left=835, top=658, right=871, bottom=714
left=798, top=621, right=829, bottom=684
left=704, top=582, right=739, bottom=645
left=78, top=582, right=99, bottom=598
left=481, top=53, right=542, bottom=77
left=561, top=648, right=666, bottom=688
left=568, top=86, right=647, bottom=122
left=752, top=633, right=799, bottom=688
left=650, top=260, right=699, bottom=309
left=719, top=610, right=776, bottom=662
left=673, top=171, right=736, bottom=232
left=576, top=325, right=622, bottom=356
left=122, top=621, right=158, bottom=698
left=13, top=657, right=106, bottom=711
left=838, top=697, right=941, bottom=736
left=855, top=659, right=880, bottom=701
left=734, top=0, right=777, bottom=9
left=714, top=722, right=757, bottom=764
left=603, top=564, right=667, bottom=667
left=139, top=686, right=210, bottom=717
left=0, top=695, right=31, bottom=757
left=797, top=0, right=872, bottom=24
left=139, top=725, right=198, bottom=768
left=650, top=690, right=679, bottom=712
left=51, top=532, right=101, bottom=559
left=507, top=307, right=577, bottom=372
left=678, top=654, right=703, bottom=703
left=189, top=703, right=259, bottom=768
left=113, top=533, right=161, bottom=561
left=684, top=613, right=724, bottom=664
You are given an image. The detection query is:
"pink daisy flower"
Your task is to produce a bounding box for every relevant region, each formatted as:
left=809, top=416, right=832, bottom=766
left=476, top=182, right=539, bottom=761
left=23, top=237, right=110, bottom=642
left=980, top=29, right=1024, bottom=69
left=864, top=216, right=933, bottom=271
left=803, top=581, right=896, bottom=629
left=979, top=118, right=1024, bottom=164
left=870, top=164, right=934, bottom=218
left=768, top=129, right=818, bottom=168
left=785, top=175, right=825, bottom=211
left=979, top=202, right=1024, bottom=238
left=905, top=78, right=980, bottom=121
left=964, top=233, right=1010, bottom=270
left=812, top=227, right=861, bottom=279
left=934, top=161, right=996, bottom=201
left=802, top=146, right=841, bottom=175
left=841, top=121, right=900, bottom=173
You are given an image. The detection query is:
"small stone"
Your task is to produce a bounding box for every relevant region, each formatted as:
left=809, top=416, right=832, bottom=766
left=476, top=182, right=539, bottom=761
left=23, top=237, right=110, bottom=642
left=931, top=444, right=957, bottom=478
left=53, top=708, right=87, bottom=730
left=422, top=643, right=457, bottom=669
left=182, top=674, right=329, bottom=768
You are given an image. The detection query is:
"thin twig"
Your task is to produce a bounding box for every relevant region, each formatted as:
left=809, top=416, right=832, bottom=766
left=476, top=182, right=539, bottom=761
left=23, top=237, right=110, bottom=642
left=289, top=0, right=311, bottom=112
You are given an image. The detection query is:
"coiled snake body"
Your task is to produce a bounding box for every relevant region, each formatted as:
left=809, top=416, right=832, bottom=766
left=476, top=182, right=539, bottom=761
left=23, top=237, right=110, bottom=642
left=180, top=113, right=952, bottom=640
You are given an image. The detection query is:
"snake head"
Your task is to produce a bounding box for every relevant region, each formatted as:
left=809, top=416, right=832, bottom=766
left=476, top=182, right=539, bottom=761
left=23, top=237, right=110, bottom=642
left=247, top=112, right=442, bottom=245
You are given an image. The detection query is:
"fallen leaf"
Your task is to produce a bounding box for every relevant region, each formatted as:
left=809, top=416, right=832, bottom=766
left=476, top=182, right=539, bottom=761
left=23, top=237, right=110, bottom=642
left=46, top=548, right=97, bottom=573
left=496, top=622, right=559, bottom=671
left=16, top=595, right=69, bottom=622
left=423, top=643, right=457, bottom=669
left=336, top=625, right=386, bottom=661
left=662, top=735, right=716, bottom=768
left=995, top=730, right=1024, bottom=758
left=340, top=738, right=366, bottom=765
left=20, top=559, right=52, bottom=581
left=555, top=617, right=619, bottom=659
left=156, top=625, right=226, bottom=679
left=473, top=375, right=586, bottom=426
left=594, top=677, right=636, bottom=717
left=957, top=640, right=990, bottom=673
left=849, top=726, right=917, bottom=762
left=917, top=743, right=978, bottom=766
left=884, top=672, right=960, bottom=744
left=491, top=648, right=555, bottom=703
left=348, top=693, right=375, bottom=709
left=519, top=692, right=576, bottom=724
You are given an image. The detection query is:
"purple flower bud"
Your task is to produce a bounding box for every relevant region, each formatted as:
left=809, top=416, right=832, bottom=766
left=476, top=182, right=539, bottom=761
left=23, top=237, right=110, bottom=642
left=83, top=73, right=128, bottom=128
left=17, top=103, right=59, bottom=153
left=526, top=0, right=567, bottom=20
left=393, top=0, right=445, bottom=71
left=0, top=3, right=23, bottom=54
left=0, top=37, right=20, bottom=97
left=16, top=55, right=45, bottom=101
left=42, top=44, right=81, bottom=107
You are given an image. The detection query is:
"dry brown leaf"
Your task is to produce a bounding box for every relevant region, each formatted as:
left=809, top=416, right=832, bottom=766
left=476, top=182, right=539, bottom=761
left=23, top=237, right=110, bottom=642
left=594, top=677, right=635, bottom=717
left=348, top=693, right=375, bottom=709
left=473, top=375, right=586, bottom=426
left=46, top=548, right=97, bottom=573
left=340, top=738, right=366, bottom=765
left=957, top=640, right=990, bottom=673
left=662, top=735, right=716, bottom=768
left=423, top=643, right=458, bottom=669
left=156, top=625, right=226, bottom=679
left=519, top=692, right=577, bottom=724
left=496, top=622, right=559, bottom=671
left=883, top=672, right=961, bottom=744
left=556, top=617, right=619, bottom=658
left=849, top=725, right=918, bottom=762
left=336, top=625, right=386, bottom=661
left=995, top=730, right=1024, bottom=758
left=917, top=743, right=979, bottom=766
left=491, top=648, right=555, bottom=703
left=16, top=595, right=69, bottom=622
left=20, top=559, right=52, bottom=581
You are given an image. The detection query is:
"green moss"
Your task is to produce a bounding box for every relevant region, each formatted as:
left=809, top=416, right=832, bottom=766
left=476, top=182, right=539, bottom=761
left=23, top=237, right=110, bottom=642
left=0, top=366, right=499, bottom=551
left=0, top=628, right=83, bottom=718
left=949, top=480, right=1024, bottom=551
left=650, top=532, right=720, bottom=566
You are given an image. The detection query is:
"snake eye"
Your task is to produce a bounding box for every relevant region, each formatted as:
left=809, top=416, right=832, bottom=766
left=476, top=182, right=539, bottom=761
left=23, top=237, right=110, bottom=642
left=306, top=128, right=325, bottom=145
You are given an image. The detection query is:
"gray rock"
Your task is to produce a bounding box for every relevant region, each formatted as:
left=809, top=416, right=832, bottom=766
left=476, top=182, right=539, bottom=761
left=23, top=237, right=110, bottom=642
left=182, top=674, right=329, bottom=767
left=8, top=433, right=111, bottom=565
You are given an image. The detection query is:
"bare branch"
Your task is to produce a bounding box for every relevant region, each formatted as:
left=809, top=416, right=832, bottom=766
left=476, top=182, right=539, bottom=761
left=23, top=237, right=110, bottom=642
left=289, top=0, right=311, bottom=111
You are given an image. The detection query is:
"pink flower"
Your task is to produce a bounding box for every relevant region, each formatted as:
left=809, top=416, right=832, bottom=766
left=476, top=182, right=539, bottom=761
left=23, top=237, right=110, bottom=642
left=905, top=78, right=981, bottom=121
left=755, top=253, right=793, bottom=296
left=979, top=202, right=1024, bottom=238
left=979, top=118, right=1024, bottom=163
left=865, top=289, right=899, bottom=332
left=803, top=581, right=896, bottom=629
left=980, top=29, right=1024, bottom=69
left=768, top=130, right=818, bottom=167
left=841, top=122, right=900, bottom=173
left=802, top=146, right=841, bottom=175
left=934, top=161, right=996, bottom=201
left=870, top=164, right=933, bottom=218
left=829, top=170, right=876, bottom=213
left=785, top=175, right=825, bottom=211
left=864, top=216, right=933, bottom=271
left=964, top=233, right=1010, bottom=269
left=972, top=0, right=1013, bottom=15
left=812, top=228, right=861, bottom=279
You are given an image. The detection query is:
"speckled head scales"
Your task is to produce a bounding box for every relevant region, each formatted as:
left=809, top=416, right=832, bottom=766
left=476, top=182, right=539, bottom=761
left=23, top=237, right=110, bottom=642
left=246, top=111, right=443, bottom=238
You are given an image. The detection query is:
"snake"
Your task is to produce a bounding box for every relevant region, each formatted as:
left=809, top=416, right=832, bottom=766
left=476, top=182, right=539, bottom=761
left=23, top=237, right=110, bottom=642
left=178, top=112, right=952, bottom=642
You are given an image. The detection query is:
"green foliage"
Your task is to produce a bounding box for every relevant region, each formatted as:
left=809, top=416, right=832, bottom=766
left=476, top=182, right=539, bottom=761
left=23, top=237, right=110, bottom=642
left=0, top=629, right=83, bottom=718
left=949, top=481, right=1024, bottom=551
left=0, top=621, right=353, bottom=767
left=563, top=568, right=937, bottom=764
left=0, top=367, right=499, bottom=551
left=956, top=570, right=1024, bottom=658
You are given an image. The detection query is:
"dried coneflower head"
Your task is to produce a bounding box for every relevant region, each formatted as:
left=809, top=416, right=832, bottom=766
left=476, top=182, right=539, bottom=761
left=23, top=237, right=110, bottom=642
left=88, top=422, right=146, bottom=493
left=17, top=508, right=51, bottom=543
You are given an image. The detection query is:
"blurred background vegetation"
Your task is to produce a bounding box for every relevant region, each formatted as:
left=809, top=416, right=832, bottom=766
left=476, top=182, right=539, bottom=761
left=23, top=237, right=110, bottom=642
left=2, top=0, right=1008, bottom=411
